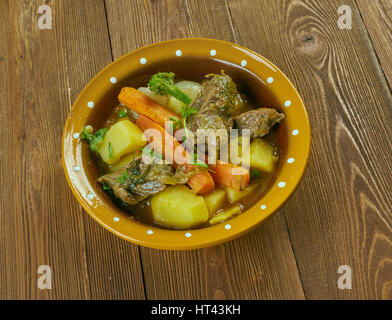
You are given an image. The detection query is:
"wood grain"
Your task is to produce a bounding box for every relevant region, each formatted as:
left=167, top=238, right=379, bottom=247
left=2, top=0, right=392, bottom=300
left=356, top=0, right=392, bottom=91
left=226, top=0, right=392, bottom=299
left=0, top=0, right=145, bottom=299
left=104, top=0, right=305, bottom=300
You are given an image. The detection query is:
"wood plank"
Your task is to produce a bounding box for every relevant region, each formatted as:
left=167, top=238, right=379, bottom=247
left=0, top=0, right=15, bottom=300
left=0, top=0, right=145, bottom=299
left=356, top=0, right=392, bottom=90
left=105, top=0, right=304, bottom=300
left=227, top=0, right=392, bottom=299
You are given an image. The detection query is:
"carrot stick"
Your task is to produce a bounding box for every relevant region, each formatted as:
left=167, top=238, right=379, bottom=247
left=118, top=87, right=180, bottom=127
left=136, top=115, right=215, bottom=194
left=209, top=161, right=250, bottom=190
left=136, top=114, right=187, bottom=167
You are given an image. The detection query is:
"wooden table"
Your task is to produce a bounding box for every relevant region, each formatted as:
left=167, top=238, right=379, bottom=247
left=1, top=0, right=391, bottom=300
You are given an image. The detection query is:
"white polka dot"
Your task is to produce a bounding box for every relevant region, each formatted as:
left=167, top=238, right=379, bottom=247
left=225, top=224, right=231, bottom=230
left=113, top=217, right=120, bottom=222
left=284, top=100, right=291, bottom=107
left=210, top=49, right=216, bottom=56
left=267, top=77, right=274, bottom=84
left=73, top=166, right=80, bottom=172
left=176, top=50, right=182, bottom=56
left=278, top=181, right=286, bottom=188
left=292, top=129, right=299, bottom=136
left=260, top=205, right=267, bottom=210
left=110, top=77, right=117, bottom=84
left=140, top=57, right=147, bottom=64
left=73, top=133, right=80, bottom=139
left=87, top=193, right=94, bottom=200
left=287, top=158, right=295, bottom=164
left=87, top=101, right=94, bottom=108
left=185, top=232, right=192, bottom=238
left=147, top=230, right=153, bottom=235
left=241, top=60, right=247, bottom=67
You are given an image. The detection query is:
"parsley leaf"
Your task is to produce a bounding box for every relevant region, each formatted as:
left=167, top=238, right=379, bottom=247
left=90, top=129, right=107, bottom=152
left=117, top=169, right=131, bottom=185
left=81, top=125, right=94, bottom=142
left=101, top=181, right=112, bottom=191
left=81, top=126, right=107, bottom=153
left=250, top=169, right=261, bottom=179
left=142, top=146, right=163, bottom=160
left=118, top=109, right=128, bottom=118
left=181, top=105, right=198, bottom=118
left=170, top=116, right=182, bottom=132
left=108, top=142, right=113, bottom=159
left=142, top=146, right=153, bottom=156
left=190, top=152, right=209, bottom=169
left=193, top=162, right=209, bottom=169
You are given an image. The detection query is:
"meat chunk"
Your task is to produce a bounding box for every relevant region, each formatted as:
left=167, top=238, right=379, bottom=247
left=98, top=170, right=167, bottom=206
left=187, top=73, right=240, bottom=134
left=98, top=155, right=201, bottom=206
left=234, top=108, right=285, bottom=139
left=98, top=158, right=169, bottom=205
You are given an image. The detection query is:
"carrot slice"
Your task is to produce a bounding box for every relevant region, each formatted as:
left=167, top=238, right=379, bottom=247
left=118, top=87, right=180, bottom=127
left=136, top=115, right=215, bottom=194
left=187, top=171, right=216, bottom=195
left=209, top=161, right=250, bottom=190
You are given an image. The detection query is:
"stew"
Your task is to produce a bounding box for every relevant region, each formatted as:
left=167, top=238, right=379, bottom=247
left=82, top=67, right=286, bottom=230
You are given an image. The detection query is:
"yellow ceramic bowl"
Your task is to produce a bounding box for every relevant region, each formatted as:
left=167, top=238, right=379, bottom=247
left=62, top=38, right=311, bottom=250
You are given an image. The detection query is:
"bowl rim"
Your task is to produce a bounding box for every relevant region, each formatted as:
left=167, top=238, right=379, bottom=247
left=62, top=37, right=311, bottom=250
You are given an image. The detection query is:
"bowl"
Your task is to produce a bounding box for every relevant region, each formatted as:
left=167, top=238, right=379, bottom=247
left=62, top=38, right=311, bottom=250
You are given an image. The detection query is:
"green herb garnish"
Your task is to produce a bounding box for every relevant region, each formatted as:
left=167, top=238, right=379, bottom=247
left=118, top=169, right=132, bottom=185
left=81, top=126, right=107, bottom=152
left=142, top=146, right=154, bottom=157
left=250, top=169, right=261, bottom=179
left=101, top=181, right=112, bottom=191
left=148, top=72, right=199, bottom=139
left=190, top=152, right=209, bottom=169
left=142, top=146, right=163, bottom=160
left=81, top=125, right=94, bottom=141
left=108, top=142, right=113, bottom=159
left=118, top=109, right=128, bottom=118
left=170, top=116, right=182, bottom=132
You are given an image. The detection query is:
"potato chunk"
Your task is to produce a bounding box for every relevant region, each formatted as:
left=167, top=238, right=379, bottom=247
left=151, top=185, right=209, bottom=229
left=167, top=81, right=202, bottom=114
left=204, top=188, right=226, bottom=216
left=250, top=138, right=278, bottom=173
left=226, top=184, right=257, bottom=203
left=98, top=120, right=146, bottom=165
left=108, top=151, right=141, bottom=173
left=209, top=205, right=241, bottom=225
left=137, top=87, right=168, bottom=107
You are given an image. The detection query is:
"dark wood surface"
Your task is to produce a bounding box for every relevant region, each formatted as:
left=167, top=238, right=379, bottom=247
left=1, top=0, right=391, bottom=299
